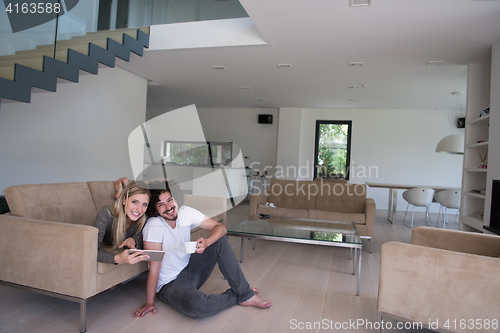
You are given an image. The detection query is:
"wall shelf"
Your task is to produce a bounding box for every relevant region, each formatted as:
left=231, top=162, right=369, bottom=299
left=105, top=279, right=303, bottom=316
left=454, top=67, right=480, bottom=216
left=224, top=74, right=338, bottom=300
left=464, top=168, right=488, bottom=173
left=467, top=114, right=490, bottom=125
left=460, top=63, right=491, bottom=233
left=465, top=192, right=486, bottom=199
left=461, top=215, right=485, bottom=231
left=466, top=141, right=488, bottom=149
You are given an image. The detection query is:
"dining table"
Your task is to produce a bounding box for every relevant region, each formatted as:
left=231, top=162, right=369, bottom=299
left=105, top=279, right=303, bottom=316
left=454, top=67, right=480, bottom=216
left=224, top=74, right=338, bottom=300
left=365, top=182, right=461, bottom=224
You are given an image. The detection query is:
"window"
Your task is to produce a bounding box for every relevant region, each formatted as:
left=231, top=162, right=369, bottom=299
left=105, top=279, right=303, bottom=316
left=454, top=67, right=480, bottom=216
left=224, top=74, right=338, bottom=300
left=161, top=141, right=232, bottom=167
left=313, top=121, right=352, bottom=180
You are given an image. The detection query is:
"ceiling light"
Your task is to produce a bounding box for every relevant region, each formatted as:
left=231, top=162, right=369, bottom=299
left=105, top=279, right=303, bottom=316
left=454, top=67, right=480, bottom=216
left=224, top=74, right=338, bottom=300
left=348, top=85, right=360, bottom=89
left=350, top=0, right=372, bottom=7
left=426, top=61, right=443, bottom=66
left=212, top=66, right=227, bottom=70
left=436, top=135, right=464, bottom=154
left=349, top=62, right=364, bottom=68
left=239, top=86, right=251, bottom=90
left=348, top=98, right=358, bottom=101
left=277, top=64, right=292, bottom=69
left=255, top=98, right=265, bottom=101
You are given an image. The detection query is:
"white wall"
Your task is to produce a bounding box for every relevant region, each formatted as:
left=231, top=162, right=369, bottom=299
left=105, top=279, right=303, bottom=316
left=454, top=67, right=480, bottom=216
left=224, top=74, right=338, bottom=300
left=277, top=108, right=465, bottom=213
left=0, top=66, right=148, bottom=194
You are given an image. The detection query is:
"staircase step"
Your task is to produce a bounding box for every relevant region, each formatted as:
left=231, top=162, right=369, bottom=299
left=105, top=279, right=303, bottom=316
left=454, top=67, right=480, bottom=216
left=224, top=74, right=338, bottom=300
left=0, top=28, right=149, bottom=102
left=0, top=67, right=15, bottom=81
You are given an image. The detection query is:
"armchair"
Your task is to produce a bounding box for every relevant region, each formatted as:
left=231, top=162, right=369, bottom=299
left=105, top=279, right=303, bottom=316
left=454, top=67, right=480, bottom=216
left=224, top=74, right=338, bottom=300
left=378, top=227, right=500, bottom=332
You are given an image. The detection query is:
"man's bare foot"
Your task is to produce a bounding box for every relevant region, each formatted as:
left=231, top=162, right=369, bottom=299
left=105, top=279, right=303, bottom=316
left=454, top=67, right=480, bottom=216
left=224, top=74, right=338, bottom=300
left=120, top=177, right=129, bottom=186
left=240, top=294, right=272, bottom=309
left=114, top=177, right=129, bottom=199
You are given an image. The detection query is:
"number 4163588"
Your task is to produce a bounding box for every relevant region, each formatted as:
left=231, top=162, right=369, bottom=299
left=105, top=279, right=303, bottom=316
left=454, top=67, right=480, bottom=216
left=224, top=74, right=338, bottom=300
left=6, top=2, right=61, bottom=14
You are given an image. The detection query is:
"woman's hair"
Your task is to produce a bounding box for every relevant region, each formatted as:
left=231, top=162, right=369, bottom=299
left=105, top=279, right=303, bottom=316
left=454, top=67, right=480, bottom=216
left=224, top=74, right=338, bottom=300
left=111, top=180, right=151, bottom=249
left=146, top=179, right=185, bottom=217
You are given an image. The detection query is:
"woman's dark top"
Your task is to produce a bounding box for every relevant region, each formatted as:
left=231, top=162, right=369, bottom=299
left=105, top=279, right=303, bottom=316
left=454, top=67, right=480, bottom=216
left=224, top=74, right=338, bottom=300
left=94, top=206, right=143, bottom=263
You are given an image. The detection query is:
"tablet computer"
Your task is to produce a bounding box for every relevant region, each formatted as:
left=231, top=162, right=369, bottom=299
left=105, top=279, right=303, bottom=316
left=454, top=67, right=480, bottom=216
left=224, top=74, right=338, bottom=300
left=129, top=249, right=165, bottom=261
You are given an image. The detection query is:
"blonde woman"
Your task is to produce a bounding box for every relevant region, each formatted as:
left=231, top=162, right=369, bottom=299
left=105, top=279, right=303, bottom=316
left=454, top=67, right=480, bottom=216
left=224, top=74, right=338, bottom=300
left=94, top=180, right=151, bottom=264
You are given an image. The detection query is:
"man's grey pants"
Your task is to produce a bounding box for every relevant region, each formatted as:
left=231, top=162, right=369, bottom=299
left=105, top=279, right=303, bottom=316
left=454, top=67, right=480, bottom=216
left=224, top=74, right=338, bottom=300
left=157, top=236, right=255, bottom=318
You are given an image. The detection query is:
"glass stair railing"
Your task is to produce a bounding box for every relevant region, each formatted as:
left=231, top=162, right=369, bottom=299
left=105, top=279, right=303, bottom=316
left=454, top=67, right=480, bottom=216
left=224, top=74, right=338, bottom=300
left=0, top=0, right=248, bottom=102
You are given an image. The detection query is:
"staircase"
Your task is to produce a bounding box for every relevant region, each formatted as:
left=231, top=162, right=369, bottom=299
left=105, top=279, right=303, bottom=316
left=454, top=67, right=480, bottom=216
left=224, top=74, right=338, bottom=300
left=0, top=27, right=150, bottom=103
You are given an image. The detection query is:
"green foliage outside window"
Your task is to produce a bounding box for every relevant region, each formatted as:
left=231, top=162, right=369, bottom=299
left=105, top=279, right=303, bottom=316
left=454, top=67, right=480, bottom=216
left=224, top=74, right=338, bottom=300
left=317, top=124, right=348, bottom=178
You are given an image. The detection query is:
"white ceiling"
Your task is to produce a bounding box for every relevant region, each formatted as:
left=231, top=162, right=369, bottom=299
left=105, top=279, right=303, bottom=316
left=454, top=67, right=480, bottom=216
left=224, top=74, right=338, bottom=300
left=118, top=0, right=500, bottom=111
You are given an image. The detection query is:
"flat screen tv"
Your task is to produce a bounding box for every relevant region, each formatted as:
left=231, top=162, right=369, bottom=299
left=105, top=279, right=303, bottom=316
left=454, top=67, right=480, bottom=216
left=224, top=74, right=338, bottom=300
left=484, top=179, right=500, bottom=235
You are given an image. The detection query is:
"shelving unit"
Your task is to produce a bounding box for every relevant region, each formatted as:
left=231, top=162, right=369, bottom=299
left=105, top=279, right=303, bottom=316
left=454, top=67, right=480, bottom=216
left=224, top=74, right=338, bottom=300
left=460, top=63, right=491, bottom=232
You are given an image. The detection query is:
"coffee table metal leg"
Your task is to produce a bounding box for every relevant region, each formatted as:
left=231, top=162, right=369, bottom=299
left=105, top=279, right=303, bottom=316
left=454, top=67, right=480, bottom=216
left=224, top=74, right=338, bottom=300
left=357, top=248, right=362, bottom=296
left=352, top=248, right=356, bottom=275
left=240, top=237, right=245, bottom=263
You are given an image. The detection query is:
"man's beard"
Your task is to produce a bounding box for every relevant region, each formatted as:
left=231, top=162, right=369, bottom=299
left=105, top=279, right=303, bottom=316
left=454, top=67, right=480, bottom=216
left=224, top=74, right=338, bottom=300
left=162, top=213, right=178, bottom=221
left=160, top=206, right=178, bottom=221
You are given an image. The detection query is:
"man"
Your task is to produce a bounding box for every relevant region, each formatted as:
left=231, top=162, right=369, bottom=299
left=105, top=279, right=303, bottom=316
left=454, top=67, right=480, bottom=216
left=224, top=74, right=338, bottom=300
left=132, top=180, right=271, bottom=318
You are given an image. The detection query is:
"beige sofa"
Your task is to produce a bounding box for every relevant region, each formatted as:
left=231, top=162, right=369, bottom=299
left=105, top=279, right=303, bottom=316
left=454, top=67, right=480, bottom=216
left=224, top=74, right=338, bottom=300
left=378, top=227, right=500, bottom=332
left=0, top=180, right=226, bottom=332
left=249, top=178, right=375, bottom=251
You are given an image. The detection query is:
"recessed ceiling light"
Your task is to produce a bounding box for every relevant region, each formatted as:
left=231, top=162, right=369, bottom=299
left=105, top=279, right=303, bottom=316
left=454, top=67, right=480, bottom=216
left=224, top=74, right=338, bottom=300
left=350, top=0, right=372, bottom=7
left=426, top=61, right=443, bottom=66
left=255, top=98, right=265, bottom=101
left=349, top=62, right=364, bottom=68
left=348, top=98, right=358, bottom=101
left=348, top=85, right=360, bottom=89
left=277, top=64, right=292, bottom=69
left=212, top=66, right=227, bottom=70
left=239, top=86, right=251, bottom=90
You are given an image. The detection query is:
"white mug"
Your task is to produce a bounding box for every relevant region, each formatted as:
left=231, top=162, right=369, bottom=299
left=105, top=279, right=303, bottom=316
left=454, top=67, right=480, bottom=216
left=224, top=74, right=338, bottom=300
left=183, top=241, right=197, bottom=254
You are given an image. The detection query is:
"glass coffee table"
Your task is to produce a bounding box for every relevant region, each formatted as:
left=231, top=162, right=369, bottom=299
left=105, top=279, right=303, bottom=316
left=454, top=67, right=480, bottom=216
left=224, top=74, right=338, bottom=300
left=227, top=214, right=363, bottom=296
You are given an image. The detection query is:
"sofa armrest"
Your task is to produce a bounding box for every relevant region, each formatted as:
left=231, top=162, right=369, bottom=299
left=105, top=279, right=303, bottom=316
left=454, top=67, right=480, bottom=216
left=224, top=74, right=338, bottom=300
left=0, top=214, right=98, bottom=299
left=364, top=198, right=375, bottom=237
left=411, top=226, right=500, bottom=257
left=378, top=242, right=500, bottom=331
left=249, top=192, right=269, bottom=217
left=184, top=195, right=227, bottom=226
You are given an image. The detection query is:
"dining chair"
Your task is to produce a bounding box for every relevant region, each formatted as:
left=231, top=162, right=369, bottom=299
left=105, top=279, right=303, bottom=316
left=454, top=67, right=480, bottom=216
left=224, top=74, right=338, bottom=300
left=434, top=189, right=461, bottom=228
left=402, top=187, right=435, bottom=228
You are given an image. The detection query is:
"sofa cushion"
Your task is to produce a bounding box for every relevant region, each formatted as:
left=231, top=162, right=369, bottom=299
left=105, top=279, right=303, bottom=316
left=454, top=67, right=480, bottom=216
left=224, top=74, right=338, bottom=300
left=87, top=181, right=117, bottom=211
left=309, top=209, right=366, bottom=225
left=314, top=183, right=367, bottom=214
left=4, top=183, right=97, bottom=226
left=257, top=205, right=309, bottom=218
left=267, top=179, right=317, bottom=210
left=96, top=260, right=148, bottom=293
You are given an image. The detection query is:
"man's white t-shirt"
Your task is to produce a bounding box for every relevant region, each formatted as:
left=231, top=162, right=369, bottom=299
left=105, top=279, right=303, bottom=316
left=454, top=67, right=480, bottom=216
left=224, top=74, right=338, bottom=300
left=142, top=206, right=205, bottom=292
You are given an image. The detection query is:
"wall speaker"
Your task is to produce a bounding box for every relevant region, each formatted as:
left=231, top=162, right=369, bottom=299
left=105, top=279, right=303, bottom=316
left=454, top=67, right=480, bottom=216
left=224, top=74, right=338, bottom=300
left=258, top=114, right=273, bottom=124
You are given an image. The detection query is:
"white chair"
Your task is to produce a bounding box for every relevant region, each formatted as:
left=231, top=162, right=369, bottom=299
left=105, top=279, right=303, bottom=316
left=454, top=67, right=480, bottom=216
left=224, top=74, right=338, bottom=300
left=402, top=188, right=435, bottom=228
left=434, top=189, right=461, bottom=229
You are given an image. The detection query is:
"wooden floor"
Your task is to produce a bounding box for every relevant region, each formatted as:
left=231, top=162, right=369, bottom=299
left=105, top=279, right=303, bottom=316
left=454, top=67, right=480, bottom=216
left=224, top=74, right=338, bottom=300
left=0, top=205, right=458, bottom=333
